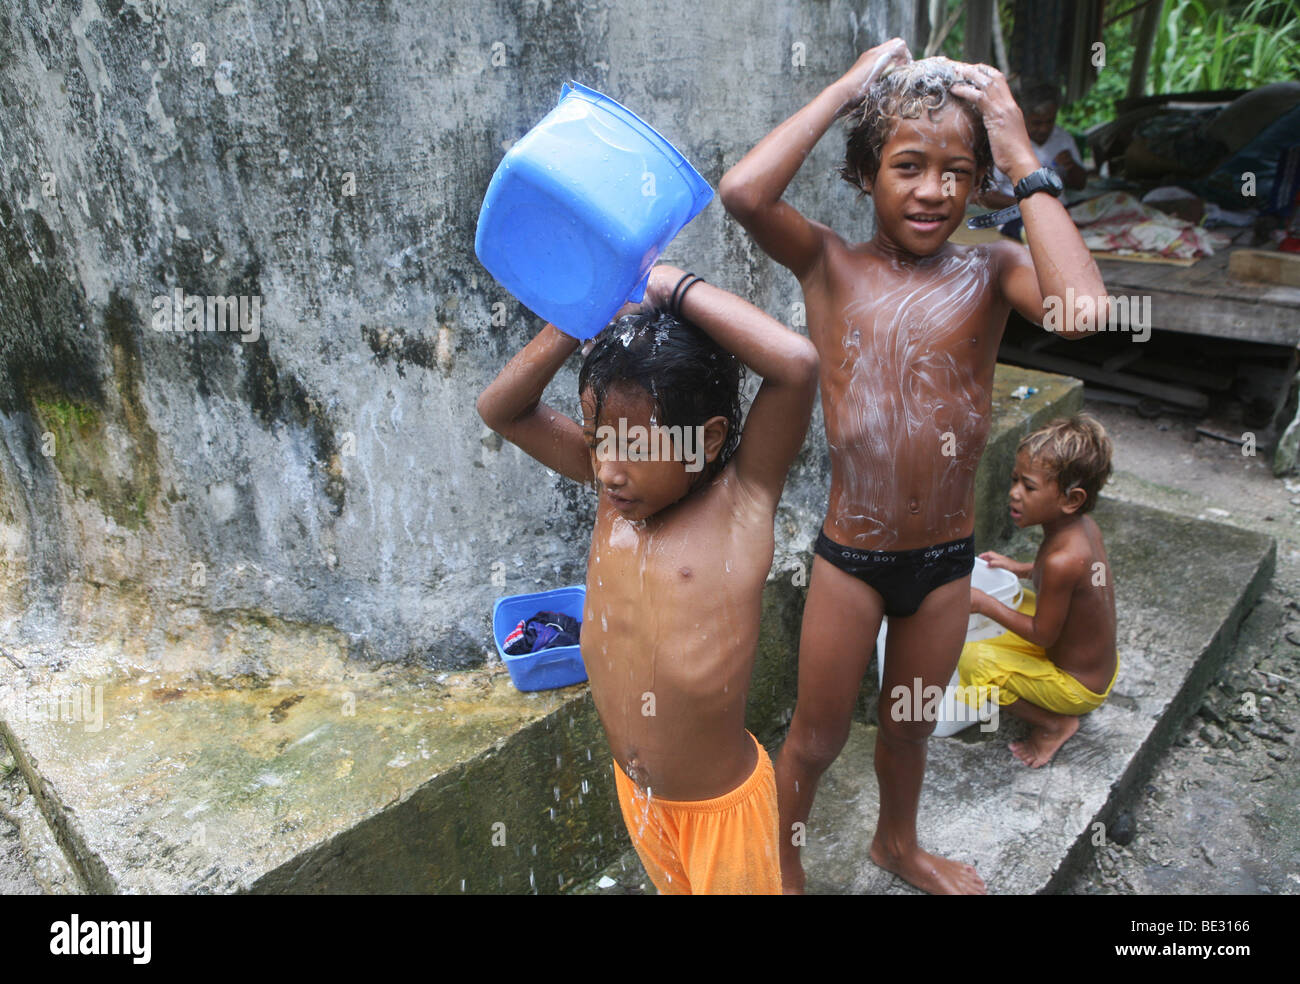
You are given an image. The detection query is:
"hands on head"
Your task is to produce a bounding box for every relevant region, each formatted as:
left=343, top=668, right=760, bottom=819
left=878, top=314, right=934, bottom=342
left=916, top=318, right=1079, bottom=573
left=837, top=37, right=912, bottom=115
left=834, top=45, right=1038, bottom=182
left=947, top=62, right=1037, bottom=179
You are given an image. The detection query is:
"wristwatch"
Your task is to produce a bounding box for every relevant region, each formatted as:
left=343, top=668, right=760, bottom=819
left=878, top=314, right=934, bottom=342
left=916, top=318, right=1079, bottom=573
left=967, top=166, right=1066, bottom=230
left=1014, top=166, right=1065, bottom=201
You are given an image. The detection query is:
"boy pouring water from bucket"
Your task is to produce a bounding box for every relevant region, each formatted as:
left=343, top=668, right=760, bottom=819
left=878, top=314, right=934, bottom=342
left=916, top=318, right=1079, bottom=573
left=478, top=266, right=817, bottom=893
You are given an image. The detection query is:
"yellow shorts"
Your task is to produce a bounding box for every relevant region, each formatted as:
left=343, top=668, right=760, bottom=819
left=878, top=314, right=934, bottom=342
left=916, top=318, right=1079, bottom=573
left=612, top=732, right=782, bottom=895
left=958, top=590, right=1118, bottom=716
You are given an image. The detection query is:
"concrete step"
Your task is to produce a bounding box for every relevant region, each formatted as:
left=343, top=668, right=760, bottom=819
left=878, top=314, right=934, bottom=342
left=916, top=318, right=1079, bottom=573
left=0, top=743, right=82, bottom=894
left=0, top=364, right=1083, bottom=894
left=801, top=497, right=1275, bottom=894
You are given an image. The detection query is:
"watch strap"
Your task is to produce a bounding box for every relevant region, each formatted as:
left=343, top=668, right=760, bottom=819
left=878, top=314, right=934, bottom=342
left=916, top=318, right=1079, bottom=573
left=967, top=204, right=1021, bottom=229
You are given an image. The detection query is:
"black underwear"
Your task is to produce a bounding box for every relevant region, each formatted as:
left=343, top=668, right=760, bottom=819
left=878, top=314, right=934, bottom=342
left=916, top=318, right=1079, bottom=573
left=813, top=530, right=975, bottom=618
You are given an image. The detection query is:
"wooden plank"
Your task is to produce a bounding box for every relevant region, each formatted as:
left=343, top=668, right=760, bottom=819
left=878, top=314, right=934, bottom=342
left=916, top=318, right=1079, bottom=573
left=1103, top=251, right=1300, bottom=306
left=1101, top=348, right=1144, bottom=372
left=1131, top=359, right=1234, bottom=392
left=1229, top=249, right=1300, bottom=287
left=1096, top=257, right=1195, bottom=292
left=1094, top=250, right=1197, bottom=267
left=1023, top=331, right=1062, bottom=353
left=1081, top=251, right=1300, bottom=344
left=1001, top=344, right=1209, bottom=410
left=1099, top=252, right=1223, bottom=290
left=1145, top=297, right=1299, bottom=345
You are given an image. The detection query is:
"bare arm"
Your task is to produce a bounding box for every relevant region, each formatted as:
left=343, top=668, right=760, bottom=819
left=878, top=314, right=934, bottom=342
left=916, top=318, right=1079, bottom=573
left=720, top=38, right=911, bottom=278
left=476, top=324, right=593, bottom=485
left=950, top=64, right=1108, bottom=339
left=973, top=551, right=1084, bottom=649
left=647, top=266, right=818, bottom=501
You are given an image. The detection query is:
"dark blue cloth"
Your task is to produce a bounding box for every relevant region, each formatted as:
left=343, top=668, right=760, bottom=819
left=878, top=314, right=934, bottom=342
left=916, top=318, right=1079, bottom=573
left=504, top=611, right=581, bottom=655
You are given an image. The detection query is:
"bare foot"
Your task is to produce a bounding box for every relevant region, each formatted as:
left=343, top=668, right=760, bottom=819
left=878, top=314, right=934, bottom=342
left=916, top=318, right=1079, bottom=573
left=870, top=839, right=987, bottom=895
left=1009, top=715, right=1079, bottom=767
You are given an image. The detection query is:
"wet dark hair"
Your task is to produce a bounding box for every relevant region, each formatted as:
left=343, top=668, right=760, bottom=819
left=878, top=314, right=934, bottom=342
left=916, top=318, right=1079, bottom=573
left=840, top=57, right=994, bottom=196
left=578, top=308, right=745, bottom=484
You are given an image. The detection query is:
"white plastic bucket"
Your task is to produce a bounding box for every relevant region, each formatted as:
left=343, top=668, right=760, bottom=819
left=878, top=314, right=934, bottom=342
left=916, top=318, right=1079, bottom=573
left=874, top=556, right=1022, bottom=737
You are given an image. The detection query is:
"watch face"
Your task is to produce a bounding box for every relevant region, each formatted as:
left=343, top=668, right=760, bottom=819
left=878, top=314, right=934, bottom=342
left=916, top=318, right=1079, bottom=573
left=1017, top=167, right=1064, bottom=199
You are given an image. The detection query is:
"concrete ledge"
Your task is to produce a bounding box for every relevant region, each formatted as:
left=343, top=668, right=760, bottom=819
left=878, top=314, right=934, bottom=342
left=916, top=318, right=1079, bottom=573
left=801, top=498, right=1276, bottom=894
left=0, top=365, right=1082, bottom=893
left=0, top=661, right=621, bottom=893
left=976, top=365, right=1084, bottom=549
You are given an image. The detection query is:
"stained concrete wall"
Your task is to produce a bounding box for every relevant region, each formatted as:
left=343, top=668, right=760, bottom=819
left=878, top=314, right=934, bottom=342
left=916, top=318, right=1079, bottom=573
left=0, top=1, right=921, bottom=669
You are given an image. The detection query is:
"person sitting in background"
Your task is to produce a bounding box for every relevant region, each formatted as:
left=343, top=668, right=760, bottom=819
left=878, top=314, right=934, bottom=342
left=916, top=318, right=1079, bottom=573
left=980, top=79, right=1088, bottom=216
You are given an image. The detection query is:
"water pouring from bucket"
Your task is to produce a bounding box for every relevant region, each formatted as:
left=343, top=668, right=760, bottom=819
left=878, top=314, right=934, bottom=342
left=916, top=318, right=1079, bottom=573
left=475, top=81, right=714, bottom=340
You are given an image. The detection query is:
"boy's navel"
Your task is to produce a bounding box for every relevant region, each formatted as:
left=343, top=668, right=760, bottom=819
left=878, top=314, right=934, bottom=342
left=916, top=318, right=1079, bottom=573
left=909, top=497, right=920, bottom=514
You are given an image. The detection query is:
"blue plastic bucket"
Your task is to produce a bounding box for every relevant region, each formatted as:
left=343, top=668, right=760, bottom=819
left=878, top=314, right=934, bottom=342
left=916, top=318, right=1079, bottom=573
left=475, top=81, right=713, bottom=339
left=492, top=584, right=588, bottom=692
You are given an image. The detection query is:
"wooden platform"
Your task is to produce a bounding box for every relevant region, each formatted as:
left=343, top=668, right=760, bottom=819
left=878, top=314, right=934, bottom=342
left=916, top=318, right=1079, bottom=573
left=1096, top=246, right=1300, bottom=347
left=1098, top=243, right=1300, bottom=474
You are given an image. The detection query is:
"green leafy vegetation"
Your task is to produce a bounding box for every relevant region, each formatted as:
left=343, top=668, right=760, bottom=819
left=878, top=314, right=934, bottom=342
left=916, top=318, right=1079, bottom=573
left=1150, top=0, right=1300, bottom=94
left=930, top=0, right=1300, bottom=134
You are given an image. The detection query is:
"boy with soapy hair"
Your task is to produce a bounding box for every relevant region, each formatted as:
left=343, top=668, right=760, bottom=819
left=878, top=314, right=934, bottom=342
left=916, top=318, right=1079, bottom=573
left=721, top=41, right=1111, bottom=893
left=478, top=264, right=818, bottom=894
left=962, top=414, right=1117, bottom=768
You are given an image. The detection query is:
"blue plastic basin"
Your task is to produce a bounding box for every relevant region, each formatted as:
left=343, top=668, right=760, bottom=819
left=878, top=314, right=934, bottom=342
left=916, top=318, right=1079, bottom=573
left=476, top=81, right=713, bottom=339
left=492, top=584, right=588, bottom=692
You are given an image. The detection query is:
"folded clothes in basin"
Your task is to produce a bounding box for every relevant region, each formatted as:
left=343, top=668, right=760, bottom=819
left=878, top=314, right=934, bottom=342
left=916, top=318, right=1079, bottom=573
left=503, top=611, right=582, bottom=655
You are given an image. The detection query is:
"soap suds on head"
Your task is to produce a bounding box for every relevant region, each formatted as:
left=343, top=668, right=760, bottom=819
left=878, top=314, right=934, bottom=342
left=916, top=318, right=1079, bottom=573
left=840, top=56, right=995, bottom=197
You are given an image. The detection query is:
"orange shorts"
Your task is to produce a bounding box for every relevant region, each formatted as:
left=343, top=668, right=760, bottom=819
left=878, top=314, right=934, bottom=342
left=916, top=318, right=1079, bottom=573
left=612, top=732, right=782, bottom=895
